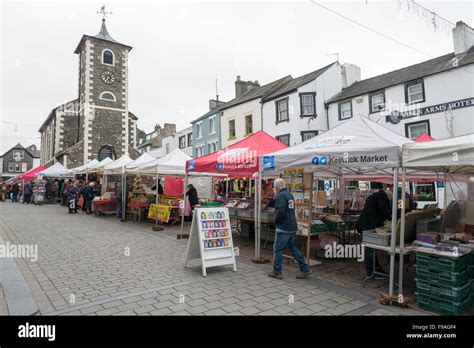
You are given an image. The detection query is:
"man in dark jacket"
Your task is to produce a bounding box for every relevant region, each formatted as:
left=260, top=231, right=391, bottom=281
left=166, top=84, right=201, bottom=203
left=12, top=183, right=19, bottom=202
left=356, top=189, right=391, bottom=276
left=23, top=182, right=33, bottom=204
left=186, top=184, right=199, bottom=211
left=268, top=178, right=311, bottom=280
left=68, top=180, right=78, bottom=214
left=84, top=182, right=97, bottom=214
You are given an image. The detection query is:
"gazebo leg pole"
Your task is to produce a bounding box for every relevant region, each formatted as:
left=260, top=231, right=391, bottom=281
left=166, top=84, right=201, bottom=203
left=398, top=168, right=407, bottom=300
left=389, top=167, right=399, bottom=298
left=179, top=173, right=188, bottom=238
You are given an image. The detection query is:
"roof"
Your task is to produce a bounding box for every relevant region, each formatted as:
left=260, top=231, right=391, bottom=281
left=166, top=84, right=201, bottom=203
left=1, top=143, right=40, bottom=158
left=328, top=47, right=474, bottom=104
left=191, top=107, right=221, bottom=124
left=220, top=75, right=292, bottom=111
left=39, top=99, right=78, bottom=132
left=137, top=138, right=154, bottom=149
left=129, top=111, right=138, bottom=121
left=74, top=20, right=132, bottom=54
left=263, top=62, right=337, bottom=101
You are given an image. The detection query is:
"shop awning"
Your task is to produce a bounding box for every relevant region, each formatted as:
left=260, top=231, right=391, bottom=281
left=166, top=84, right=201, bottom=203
left=260, top=115, right=413, bottom=177
left=402, top=133, right=474, bottom=174
left=37, top=162, right=72, bottom=178
left=18, top=166, right=45, bottom=181
left=186, top=130, right=288, bottom=176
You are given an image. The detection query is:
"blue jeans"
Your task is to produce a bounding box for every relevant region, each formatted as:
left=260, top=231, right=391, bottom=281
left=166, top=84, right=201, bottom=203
left=273, top=229, right=309, bottom=273
left=11, top=193, right=18, bottom=202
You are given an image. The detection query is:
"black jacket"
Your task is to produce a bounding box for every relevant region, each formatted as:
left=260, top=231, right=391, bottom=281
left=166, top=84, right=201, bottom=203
left=274, top=188, right=297, bottom=232
left=356, top=190, right=391, bottom=232
left=186, top=188, right=199, bottom=208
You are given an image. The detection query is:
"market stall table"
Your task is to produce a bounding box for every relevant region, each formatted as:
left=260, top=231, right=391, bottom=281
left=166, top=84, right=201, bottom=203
left=92, top=199, right=118, bottom=215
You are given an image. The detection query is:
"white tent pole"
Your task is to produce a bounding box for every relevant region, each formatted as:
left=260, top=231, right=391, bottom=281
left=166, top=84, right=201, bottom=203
left=398, top=167, right=407, bottom=299
left=254, top=173, right=258, bottom=259
left=180, top=173, right=188, bottom=237
left=339, top=177, right=345, bottom=214
left=122, top=166, right=126, bottom=221
left=257, top=171, right=262, bottom=260
left=388, top=167, right=399, bottom=297
left=155, top=166, right=159, bottom=228
left=444, top=172, right=448, bottom=209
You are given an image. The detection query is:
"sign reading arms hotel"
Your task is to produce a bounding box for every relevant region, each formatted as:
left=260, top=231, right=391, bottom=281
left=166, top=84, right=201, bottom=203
left=386, top=97, right=474, bottom=124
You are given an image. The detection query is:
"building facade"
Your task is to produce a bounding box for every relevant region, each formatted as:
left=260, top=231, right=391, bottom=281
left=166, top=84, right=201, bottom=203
left=0, top=144, right=40, bottom=180
left=39, top=18, right=142, bottom=168
left=138, top=123, right=176, bottom=154
left=220, top=76, right=292, bottom=148
left=261, top=62, right=358, bottom=146
left=149, top=126, right=193, bottom=158
left=327, top=21, right=474, bottom=140
left=191, top=99, right=226, bottom=158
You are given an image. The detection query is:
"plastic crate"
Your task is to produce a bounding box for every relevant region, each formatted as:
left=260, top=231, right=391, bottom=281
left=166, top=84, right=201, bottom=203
left=415, top=267, right=471, bottom=287
left=312, top=223, right=328, bottom=233
left=416, top=252, right=471, bottom=273
left=415, top=292, right=472, bottom=315
left=362, top=230, right=390, bottom=246
left=415, top=278, right=471, bottom=302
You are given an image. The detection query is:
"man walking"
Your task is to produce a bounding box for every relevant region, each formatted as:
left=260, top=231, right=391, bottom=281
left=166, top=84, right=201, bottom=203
left=268, top=178, right=311, bottom=280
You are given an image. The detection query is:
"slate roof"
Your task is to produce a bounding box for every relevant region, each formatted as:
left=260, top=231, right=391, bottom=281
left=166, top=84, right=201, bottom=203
left=74, top=20, right=132, bottom=54
left=220, top=75, right=292, bottom=111
left=263, top=62, right=337, bottom=102
left=1, top=143, right=40, bottom=158
left=191, top=107, right=221, bottom=124
left=327, top=47, right=474, bottom=104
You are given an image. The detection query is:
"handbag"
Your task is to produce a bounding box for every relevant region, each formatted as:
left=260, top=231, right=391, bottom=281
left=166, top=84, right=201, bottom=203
left=77, top=195, right=84, bottom=207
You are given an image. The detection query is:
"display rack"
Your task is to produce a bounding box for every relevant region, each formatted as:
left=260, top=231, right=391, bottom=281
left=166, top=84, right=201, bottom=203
left=184, top=207, right=237, bottom=276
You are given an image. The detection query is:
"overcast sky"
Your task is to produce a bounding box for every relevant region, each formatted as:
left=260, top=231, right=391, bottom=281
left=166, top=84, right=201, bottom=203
left=1, top=0, right=472, bottom=154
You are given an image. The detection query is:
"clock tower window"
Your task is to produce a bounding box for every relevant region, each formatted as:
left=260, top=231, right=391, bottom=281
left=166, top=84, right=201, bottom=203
left=102, top=49, right=115, bottom=66
left=99, top=91, right=116, bottom=101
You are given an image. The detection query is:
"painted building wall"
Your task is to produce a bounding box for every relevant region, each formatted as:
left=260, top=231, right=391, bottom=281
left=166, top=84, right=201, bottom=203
left=327, top=65, right=474, bottom=139
left=192, top=110, right=221, bottom=158
left=262, top=63, right=343, bottom=145
left=220, top=98, right=262, bottom=148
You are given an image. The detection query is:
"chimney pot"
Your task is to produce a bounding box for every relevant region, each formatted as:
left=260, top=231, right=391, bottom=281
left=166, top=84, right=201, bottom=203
left=237, top=75, right=241, bottom=81
left=453, top=21, right=474, bottom=55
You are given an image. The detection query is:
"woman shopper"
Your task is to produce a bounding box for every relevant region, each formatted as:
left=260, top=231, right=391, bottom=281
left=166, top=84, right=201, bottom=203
left=68, top=180, right=79, bottom=214
left=11, top=183, right=19, bottom=203
left=84, top=182, right=97, bottom=214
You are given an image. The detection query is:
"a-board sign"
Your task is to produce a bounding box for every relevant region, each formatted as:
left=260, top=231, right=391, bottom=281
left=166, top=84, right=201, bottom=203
left=184, top=207, right=237, bottom=277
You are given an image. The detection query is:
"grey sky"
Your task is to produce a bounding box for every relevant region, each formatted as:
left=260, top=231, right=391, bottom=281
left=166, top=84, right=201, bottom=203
left=1, top=0, right=472, bottom=154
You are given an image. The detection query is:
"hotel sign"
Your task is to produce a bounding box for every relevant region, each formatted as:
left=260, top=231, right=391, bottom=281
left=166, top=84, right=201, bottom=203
left=386, top=97, right=474, bottom=124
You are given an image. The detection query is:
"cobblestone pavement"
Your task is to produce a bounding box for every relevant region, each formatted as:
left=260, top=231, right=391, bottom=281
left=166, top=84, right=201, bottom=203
left=0, top=202, right=425, bottom=316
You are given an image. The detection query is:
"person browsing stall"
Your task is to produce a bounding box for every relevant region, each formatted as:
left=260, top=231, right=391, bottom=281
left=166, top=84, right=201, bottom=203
left=268, top=178, right=311, bottom=280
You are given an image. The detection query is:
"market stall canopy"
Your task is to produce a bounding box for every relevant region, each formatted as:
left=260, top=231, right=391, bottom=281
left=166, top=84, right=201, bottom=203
left=87, top=157, right=114, bottom=172
left=37, top=162, right=71, bottom=178
left=414, top=133, right=435, bottom=142
left=18, top=166, right=45, bottom=181
left=259, top=115, right=413, bottom=177
left=186, top=130, right=288, bottom=176
left=125, top=152, right=155, bottom=171
left=134, top=148, right=192, bottom=175
left=70, top=159, right=99, bottom=174
left=402, top=134, right=474, bottom=174
left=103, top=155, right=133, bottom=174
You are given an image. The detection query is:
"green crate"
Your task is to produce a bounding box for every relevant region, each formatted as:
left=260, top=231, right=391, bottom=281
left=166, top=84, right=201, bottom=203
left=324, top=221, right=346, bottom=231
left=200, top=201, right=223, bottom=207
left=312, top=223, right=328, bottom=233
left=416, top=292, right=472, bottom=315
left=415, top=279, right=471, bottom=302
left=416, top=267, right=471, bottom=287
left=416, top=252, right=471, bottom=273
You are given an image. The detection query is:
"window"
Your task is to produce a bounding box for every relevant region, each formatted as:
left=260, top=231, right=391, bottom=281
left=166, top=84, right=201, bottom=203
left=405, top=79, right=425, bottom=104
left=196, top=122, right=202, bottom=139
left=369, top=90, right=385, bottom=113
left=299, top=93, right=316, bottom=117
left=15, top=163, right=21, bottom=172
left=99, top=91, right=116, bottom=101
left=102, top=49, right=114, bottom=66
left=165, top=143, right=170, bottom=154
left=209, top=116, right=216, bottom=134
left=228, top=120, right=236, bottom=139
left=8, top=162, right=14, bottom=172
left=179, top=136, right=186, bottom=149
left=276, top=134, right=290, bottom=146
left=276, top=97, right=289, bottom=123
left=196, top=145, right=204, bottom=157
left=405, top=120, right=430, bottom=139
left=21, top=163, right=27, bottom=172
left=245, top=115, right=253, bottom=135
left=187, top=133, right=192, bottom=146
left=208, top=141, right=217, bottom=153
left=301, top=131, right=318, bottom=142
left=413, top=182, right=436, bottom=201
left=338, top=100, right=352, bottom=120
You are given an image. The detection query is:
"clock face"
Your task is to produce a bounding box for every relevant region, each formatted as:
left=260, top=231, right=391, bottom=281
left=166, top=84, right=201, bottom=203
left=101, top=70, right=116, bottom=85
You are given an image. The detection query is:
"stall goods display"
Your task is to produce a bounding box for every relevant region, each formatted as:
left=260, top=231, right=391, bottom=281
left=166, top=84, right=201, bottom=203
left=225, top=199, right=239, bottom=208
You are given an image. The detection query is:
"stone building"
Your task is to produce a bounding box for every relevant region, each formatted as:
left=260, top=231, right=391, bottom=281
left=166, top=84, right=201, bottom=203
left=39, top=17, right=143, bottom=168
left=0, top=143, right=40, bottom=181
left=137, top=123, right=176, bottom=154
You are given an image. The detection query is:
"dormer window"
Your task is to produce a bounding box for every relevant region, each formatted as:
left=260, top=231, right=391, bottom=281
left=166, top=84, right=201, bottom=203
left=99, top=91, right=116, bottom=101
left=102, top=49, right=115, bottom=66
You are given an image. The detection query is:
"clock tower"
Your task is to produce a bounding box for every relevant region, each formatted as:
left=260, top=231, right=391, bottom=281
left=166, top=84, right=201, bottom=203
left=74, top=8, right=132, bottom=164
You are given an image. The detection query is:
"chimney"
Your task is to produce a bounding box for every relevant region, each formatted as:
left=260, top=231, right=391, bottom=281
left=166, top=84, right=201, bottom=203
left=163, top=123, right=176, bottom=136
left=209, top=99, right=226, bottom=110
left=341, top=64, right=361, bottom=88
left=453, top=21, right=474, bottom=55
left=235, top=76, right=260, bottom=98
left=154, top=124, right=161, bottom=132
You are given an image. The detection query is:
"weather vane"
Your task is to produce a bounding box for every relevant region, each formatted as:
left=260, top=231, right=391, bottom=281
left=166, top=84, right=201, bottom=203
left=97, top=5, right=112, bottom=22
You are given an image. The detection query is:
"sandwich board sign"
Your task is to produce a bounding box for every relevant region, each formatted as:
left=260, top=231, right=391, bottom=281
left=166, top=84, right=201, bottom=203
left=184, top=207, right=237, bottom=276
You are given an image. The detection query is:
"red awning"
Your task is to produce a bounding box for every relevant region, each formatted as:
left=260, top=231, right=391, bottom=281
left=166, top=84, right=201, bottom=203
left=414, top=133, right=434, bottom=142
left=186, top=131, right=288, bottom=176
left=18, top=166, right=45, bottom=181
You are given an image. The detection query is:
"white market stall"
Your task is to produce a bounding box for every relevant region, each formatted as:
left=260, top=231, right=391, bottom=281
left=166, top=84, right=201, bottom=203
left=398, top=134, right=474, bottom=300
left=102, top=155, right=133, bottom=220
left=70, top=159, right=99, bottom=175
left=37, top=162, right=72, bottom=178
left=260, top=115, right=414, bottom=297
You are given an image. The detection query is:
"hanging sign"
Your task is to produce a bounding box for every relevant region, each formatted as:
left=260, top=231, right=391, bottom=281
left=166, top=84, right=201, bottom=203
left=148, top=203, right=172, bottom=222
left=184, top=207, right=237, bottom=276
